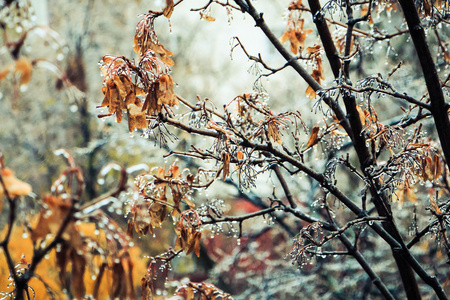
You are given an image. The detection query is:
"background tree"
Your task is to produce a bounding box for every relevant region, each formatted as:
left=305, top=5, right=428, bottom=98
left=1, top=0, right=450, bottom=299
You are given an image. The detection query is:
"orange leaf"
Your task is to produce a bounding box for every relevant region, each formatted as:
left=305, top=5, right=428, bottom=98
left=306, top=126, right=320, bottom=148
left=444, top=50, right=450, bottom=62
left=0, top=168, right=32, bottom=198
left=0, top=64, right=12, bottom=81
left=306, top=44, right=321, bottom=54
left=200, top=11, right=216, bottom=22
left=406, top=187, right=417, bottom=203
left=163, top=0, right=174, bottom=18
left=356, top=105, right=366, bottom=126
left=194, top=232, right=202, bottom=257
left=14, top=57, right=33, bottom=86
left=305, top=85, right=315, bottom=99
left=280, top=20, right=313, bottom=55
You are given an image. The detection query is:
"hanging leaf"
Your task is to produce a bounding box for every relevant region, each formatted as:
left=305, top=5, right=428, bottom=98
left=163, top=0, right=174, bottom=18
left=306, top=126, right=320, bottom=148
left=174, top=211, right=202, bottom=257
left=280, top=19, right=312, bottom=55
left=305, top=45, right=324, bottom=99
left=127, top=103, right=148, bottom=132
left=356, top=105, right=366, bottom=126
left=31, top=195, right=83, bottom=249
left=221, top=151, right=231, bottom=180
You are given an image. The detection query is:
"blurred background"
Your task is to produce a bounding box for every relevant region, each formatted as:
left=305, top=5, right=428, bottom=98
left=1, top=0, right=449, bottom=299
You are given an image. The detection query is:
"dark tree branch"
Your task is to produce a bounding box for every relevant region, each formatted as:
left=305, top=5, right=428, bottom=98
left=233, top=0, right=354, bottom=142
left=307, top=0, right=341, bottom=78
left=271, top=164, right=297, bottom=208
left=398, top=0, right=450, bottom=173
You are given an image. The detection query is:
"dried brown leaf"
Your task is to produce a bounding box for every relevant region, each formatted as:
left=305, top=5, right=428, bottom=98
left=221, top=151, right=231, bottom=181
left=306, top=126, right=320, bottom=148
left=163, top=0, right=174, bottom=18
left=356, top=105, right=366, bottom=126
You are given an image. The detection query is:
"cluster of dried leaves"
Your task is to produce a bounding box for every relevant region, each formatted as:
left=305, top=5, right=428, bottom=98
left=128, top=161, right=196, bottom=235
left=99, top=13, right=178, bottom=132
